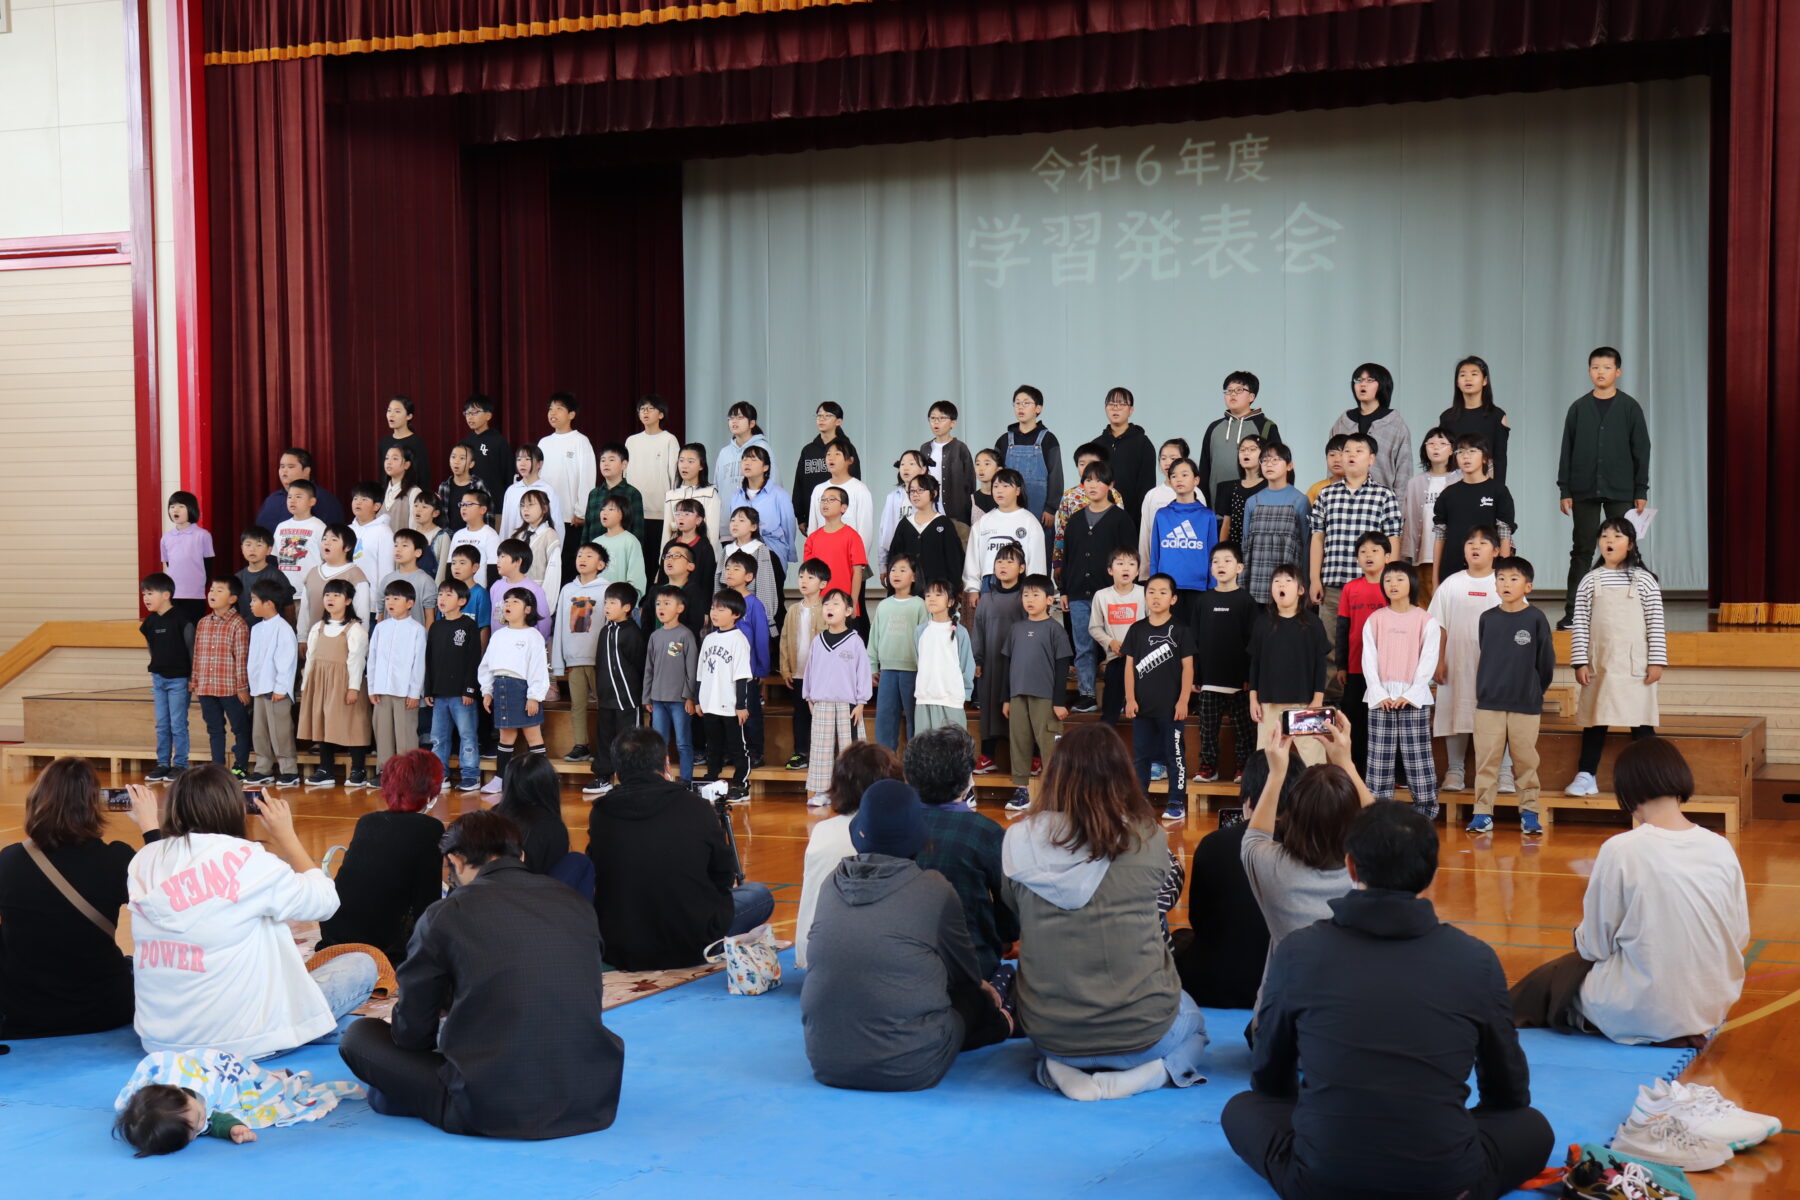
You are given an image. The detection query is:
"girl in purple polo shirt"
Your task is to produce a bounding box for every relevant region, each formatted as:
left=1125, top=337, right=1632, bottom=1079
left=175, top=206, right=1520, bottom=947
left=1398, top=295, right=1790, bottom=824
left=160, top=490, right=215, bottom=624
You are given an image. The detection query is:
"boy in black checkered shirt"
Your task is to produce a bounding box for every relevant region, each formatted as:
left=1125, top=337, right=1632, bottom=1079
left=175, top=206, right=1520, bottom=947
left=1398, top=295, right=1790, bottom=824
left=1307, top=431, right=1401, bottom=702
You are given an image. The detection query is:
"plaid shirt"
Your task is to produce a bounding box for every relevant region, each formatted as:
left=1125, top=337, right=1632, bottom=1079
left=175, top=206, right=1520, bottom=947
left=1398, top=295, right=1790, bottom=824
left=916, top=803, right=1019, bottom=976
left=1310, top=478, right=1402, bottom=587
left=191, top=608, right=250, bottom=697
left=582, top=478, right=645, bottom=539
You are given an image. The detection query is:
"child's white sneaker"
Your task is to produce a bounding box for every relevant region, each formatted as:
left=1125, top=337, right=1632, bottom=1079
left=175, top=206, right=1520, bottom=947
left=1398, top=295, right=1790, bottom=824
left=806, top=793, right=831, bottom=808
left=1634, top=1079, right=1781, bottom=1150
left=1609, top=1111, right=1733, bottom=1171
left=1565, top=771, right=1600, bottom=796
left=1497, top=768, right=1517, bottom=794
left=1440, top=769, right=1466, bottom=793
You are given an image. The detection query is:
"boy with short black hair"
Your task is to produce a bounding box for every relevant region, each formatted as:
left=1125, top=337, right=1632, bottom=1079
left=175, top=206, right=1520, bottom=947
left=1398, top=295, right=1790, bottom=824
left=1335, top=531, right=1394, bottom=772
left=1432, top=434, right=1516, bottom=588
left=1556, top=347, right=1651, bottom=629
left=539, top=391, right=597, bottom=583
left=460, top=393, right=513, bottom=501
left=349, top=481, right=396, bottom=589
left=1309, top=431, right=1401, bottom=703
left=245, top=578, right=299, bottom=785
left=1124, top=573, right=1195, bottom=818
left=447, top=545, right=492, bottom=636
left=1307, top=434, right=1349, bottom=505
left=450, top=488, right=501, bottom=586
left=140, top=574, right=194, bottom=782
left=551, top=542, right=608, bottom=763
left=425, top=578, right=484, bottom=795
left=627, top=395, right=681, bottom=562
left=722, top=550, right=772, bottom=765
left=1199, top=371, right=1282, bottom=507
left=1430, top=525, right=1505, bottom=794
left=380, top=529, right=436, bottom=627
left=583, top=582, right=647, bottom=797
left=699, top=588, right=756, bottom=801
left=235, top=526, right=292, bottom=623
left=366, top=579, right=428, bottom=773
left=921, top=400, right=976, bottom=525
left=584, top=441, right=646, bottom=548
left=801, top=485, right=869, bottom=617
left=778, top=558, right=828, bottom=769
left=274, top=480, right=327, bottom=589
left=643, top=584, right=700, bottom=783
left=191, top=577, right=252, bottom=778
left=1002, top=573, right=1072, bottom=811
left=995, top=385, right=1064, bottom=549
left=1058, top=459, right=1135, bottom=713
left=1191, top=544, right=1257, bottom=784
left=793, top=401, right=862, bottom=536
left=1089, top=546, right=1146, bottom=724
left=1468, top=557, right=1555, bottom=835
left=412, top=491, right=449, bottom=581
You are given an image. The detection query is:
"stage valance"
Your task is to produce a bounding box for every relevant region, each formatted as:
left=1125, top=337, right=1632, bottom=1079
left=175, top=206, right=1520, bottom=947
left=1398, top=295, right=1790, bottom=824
left=202, top=0, right=1406, bottom=66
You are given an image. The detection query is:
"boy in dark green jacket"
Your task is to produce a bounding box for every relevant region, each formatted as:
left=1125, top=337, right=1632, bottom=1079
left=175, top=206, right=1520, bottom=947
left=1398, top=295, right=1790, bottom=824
left=1556, top=346, right=1649, bottom=627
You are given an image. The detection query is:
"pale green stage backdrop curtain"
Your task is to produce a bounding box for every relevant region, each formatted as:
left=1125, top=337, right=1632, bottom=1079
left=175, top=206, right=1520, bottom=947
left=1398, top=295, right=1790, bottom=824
left=683, top=79, right=1709, bottom=590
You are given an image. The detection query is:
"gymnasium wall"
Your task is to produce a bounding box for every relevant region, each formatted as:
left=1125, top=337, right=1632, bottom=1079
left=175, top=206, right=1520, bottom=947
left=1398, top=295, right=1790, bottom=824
left=684, top=80, right=1711, bottom=591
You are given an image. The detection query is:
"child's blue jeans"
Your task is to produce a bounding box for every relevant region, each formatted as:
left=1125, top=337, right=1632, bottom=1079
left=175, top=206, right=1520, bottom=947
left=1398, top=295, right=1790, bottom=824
left=1067, top=598, right=1098, bottom=698
left=874, top=669, right=916, bottom=750
left=151, top=674, right=190, bottom=768
left=431, top=696, right=481, bottom=788
left=651, top=700, right=694, bottom=781
left=198, top=694, right=250, bottom=771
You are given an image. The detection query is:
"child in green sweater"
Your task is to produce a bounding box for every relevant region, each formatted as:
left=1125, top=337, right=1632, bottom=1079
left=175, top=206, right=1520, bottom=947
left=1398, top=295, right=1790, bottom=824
left=869, top=552, right=928, bottom=750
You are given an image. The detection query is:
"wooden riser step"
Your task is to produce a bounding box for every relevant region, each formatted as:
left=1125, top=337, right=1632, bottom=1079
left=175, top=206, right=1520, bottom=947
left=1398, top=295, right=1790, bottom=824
left=1440, top=790, right=1740, bottom=834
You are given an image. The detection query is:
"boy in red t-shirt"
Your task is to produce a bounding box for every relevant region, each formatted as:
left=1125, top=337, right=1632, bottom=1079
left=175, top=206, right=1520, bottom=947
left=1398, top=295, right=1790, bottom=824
left=1334, top=530, right=1393, bottom=771
left=801, top=486, right=869, bottom=617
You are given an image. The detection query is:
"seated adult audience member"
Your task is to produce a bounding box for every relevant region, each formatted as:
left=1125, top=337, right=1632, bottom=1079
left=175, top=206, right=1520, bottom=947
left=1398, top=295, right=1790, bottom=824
left=1223, top=803, right=1554, bottom=1200
left=494, top=752, right=571, bottom=874
left=253, top=446, right=345, bottom=531
left=907, top=724, right=1018, bottom=979
left=1004, top=724, right=1207, bottom=1101
left=1242, top=715, right=1373, bottom=1009
left=0, top=759, right=159, bottom=1038
left=339, top=811, right=625, bottom=1138
left=316, top=749, right=445, bottom=964
left=128, top=765, right=375, bottom=1058
left=802, top=780, right=1013, bottom=1091
left=588, top=728, right=775, bottom=970
left=1174, top=749, right=1296, bottom=1010
left=1511, top=737, right=1749, bottom=1046
left=794, top=742, right=904, bottom=968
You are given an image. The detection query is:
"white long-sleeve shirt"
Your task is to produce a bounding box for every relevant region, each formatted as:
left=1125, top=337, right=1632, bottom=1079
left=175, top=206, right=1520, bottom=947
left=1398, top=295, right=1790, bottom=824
left=247, top=615, right=297, bottom=697
left=962, top=506, right=1048, bottom=593
left=128, top=833, right=341, bottom=1058
left=349, top=515, right=395, bottom=592
left=302, top=620, right=368, bottom=692
left=478, top=625, right=551, bottom=700
left=365, top=613, right=427, bottom=699
left=538, top=430, right=596, bottom=528
left=626, top=429, right=682, bottom=517
left=1575, top=823, right=1749, bottom=1044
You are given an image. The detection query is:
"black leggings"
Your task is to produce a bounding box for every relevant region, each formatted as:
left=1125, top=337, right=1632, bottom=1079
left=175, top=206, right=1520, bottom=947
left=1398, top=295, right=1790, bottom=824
left=947, top=982, right=1011, bottom=1053
left=1578, top=724, right=1655, bottom=774
left=1222, top=1090, right=1554, bottom=1200
left=317, top=742, right=367, bottom=771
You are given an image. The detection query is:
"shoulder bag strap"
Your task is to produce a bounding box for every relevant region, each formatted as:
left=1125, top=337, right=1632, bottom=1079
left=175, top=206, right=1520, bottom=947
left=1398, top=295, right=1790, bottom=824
left=22, top=839, right=118, bottom=940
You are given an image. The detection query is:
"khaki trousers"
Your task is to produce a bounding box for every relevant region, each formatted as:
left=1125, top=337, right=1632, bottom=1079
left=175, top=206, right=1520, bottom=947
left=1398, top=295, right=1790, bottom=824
left=1474, top=708, right=1541, bottom=815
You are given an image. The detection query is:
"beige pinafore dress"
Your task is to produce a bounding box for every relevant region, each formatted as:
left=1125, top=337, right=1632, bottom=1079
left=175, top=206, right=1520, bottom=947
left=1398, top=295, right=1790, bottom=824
left=298, top=622, right=373, bottom=747
left=1575, top=571, right=1659, bottom=729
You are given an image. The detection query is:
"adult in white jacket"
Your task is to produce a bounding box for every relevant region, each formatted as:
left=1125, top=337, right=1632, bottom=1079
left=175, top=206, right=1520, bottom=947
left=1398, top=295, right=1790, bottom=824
left=128, top=765, right=376, bottom=1059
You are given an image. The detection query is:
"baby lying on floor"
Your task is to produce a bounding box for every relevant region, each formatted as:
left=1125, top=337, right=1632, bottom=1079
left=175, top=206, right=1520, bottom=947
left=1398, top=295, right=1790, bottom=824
left=113, top=1048, right=364, bottom=1156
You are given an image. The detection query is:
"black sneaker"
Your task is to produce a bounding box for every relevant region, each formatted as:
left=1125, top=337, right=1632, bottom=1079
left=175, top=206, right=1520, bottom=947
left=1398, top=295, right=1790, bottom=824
left=304, top=767, right=335, bottom=787
left=275, top=772, right=303, bottom=787
left=581, top=779, right=612, bottom=796
left=144, top=765, right=171, bottom=783
left=1071, top=695, right=1098, bottom=714
left=230, top=766, right=248, bottom=781
left=347, top=769, right=370, bottom=789
left=1555, top=616, right=1575, bottom=631
left=749, top=754, right=765, bottom=769
left=243, top=770, right=275, bottom=785
left=784, top=753, right=808, bottom=770
left=563, top=745, right=593, bottom=763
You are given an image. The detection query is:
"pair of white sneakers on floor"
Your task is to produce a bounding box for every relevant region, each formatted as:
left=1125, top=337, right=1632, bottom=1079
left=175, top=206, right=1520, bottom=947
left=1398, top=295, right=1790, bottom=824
left=1610, top=1078, right=1781, bottom=1170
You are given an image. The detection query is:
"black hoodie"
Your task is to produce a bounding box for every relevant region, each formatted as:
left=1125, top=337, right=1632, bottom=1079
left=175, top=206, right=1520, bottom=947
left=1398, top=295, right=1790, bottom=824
left=1248, top=888, right=1537, bottom=1196
left=1092, top=422, right=1158, bottom=522
left=587, top=774, right=736, bottom=970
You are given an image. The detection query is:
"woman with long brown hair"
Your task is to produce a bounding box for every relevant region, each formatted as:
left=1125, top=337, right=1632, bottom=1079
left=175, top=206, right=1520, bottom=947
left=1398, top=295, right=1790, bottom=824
left=0, top=758, right=159, bottom=1037
left=1002, top=724, right=1206, bottom=1101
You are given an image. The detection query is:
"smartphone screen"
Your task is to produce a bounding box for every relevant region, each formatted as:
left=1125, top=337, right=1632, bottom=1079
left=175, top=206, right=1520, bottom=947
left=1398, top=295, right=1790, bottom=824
left=1281, top=707, right=1336, bottom=736
left=243, top=788, right=262, bottom=814
left=103, top=788, right=131, bottom=811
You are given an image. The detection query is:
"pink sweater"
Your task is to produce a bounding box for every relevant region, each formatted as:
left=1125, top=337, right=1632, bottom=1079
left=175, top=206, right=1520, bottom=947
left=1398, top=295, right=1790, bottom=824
left=1365, top=606, right=1434, bottom=701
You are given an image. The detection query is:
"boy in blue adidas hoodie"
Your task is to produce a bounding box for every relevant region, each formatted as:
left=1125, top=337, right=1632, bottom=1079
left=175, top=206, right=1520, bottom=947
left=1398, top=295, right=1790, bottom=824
left=1149, top=456, right=1219, bottom=622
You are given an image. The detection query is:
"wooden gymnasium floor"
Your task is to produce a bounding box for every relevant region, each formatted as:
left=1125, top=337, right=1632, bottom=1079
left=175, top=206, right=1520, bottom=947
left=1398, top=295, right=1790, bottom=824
left=2, top=767, right=1796, bottom=1192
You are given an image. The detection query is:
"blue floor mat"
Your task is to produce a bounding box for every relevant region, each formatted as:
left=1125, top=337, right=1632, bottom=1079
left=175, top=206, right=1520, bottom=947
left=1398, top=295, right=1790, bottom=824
left=0, top=954, right=1699, bottom=1199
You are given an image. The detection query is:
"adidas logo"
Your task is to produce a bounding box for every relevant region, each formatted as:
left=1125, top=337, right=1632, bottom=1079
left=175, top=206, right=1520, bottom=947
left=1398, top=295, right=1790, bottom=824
left=1161, top=520, right=1209, bottom=550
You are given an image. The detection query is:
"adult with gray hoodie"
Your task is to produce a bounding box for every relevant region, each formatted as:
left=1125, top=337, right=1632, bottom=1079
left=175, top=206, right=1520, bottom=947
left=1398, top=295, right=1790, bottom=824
left=1197, top=372, right=1283, bottom=508
left=1003, top=724, right=1207, bottom=1101
left=1328, top=362, right=1415, bottom=492
left=801, top=780, right=1013, bottom=1092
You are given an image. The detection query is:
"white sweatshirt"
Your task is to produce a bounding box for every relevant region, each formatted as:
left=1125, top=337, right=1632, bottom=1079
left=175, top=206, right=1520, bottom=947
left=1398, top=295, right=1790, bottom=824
left=537, top=430, right=597, bottom=527
left=479, top=625, right=551, bottom=701
left=349, top=515, right=395, bottom=591
left=128, top=833, right=341, bottom=1059
left=961, top=506, right=1048, bottom=593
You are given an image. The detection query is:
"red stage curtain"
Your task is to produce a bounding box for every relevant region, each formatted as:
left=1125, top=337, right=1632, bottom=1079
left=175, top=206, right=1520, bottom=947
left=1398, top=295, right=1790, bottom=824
left=1717, top=0, right=1800, bottom=620
left=207, top=58, right=333, bottom=553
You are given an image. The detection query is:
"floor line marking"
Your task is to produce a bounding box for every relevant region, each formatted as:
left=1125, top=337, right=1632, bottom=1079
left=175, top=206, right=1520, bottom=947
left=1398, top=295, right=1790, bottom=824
left=1718, top=987, right=1800, bottom=1033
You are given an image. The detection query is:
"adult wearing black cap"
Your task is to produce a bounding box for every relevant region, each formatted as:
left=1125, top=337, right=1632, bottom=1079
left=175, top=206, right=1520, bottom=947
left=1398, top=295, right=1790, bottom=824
left=800, top=780, right=1012, bottom=1092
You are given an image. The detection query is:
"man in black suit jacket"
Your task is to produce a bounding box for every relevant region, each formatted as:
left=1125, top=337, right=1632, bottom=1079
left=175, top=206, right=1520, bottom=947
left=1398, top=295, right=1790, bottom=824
left=339, top=810, right=625, bottom=1139
left=1222, top=802, right=1553, bottom=1200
